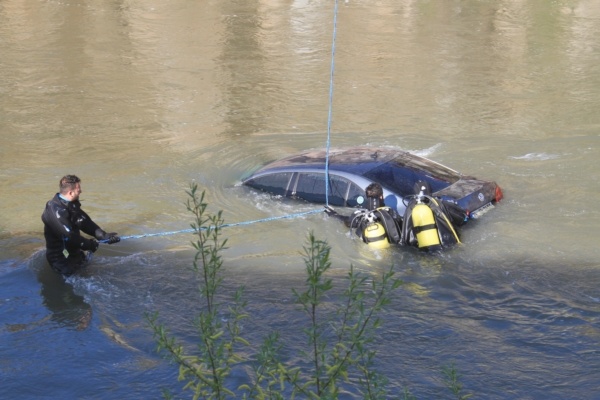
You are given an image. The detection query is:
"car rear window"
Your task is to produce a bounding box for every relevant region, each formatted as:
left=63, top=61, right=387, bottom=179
left=364, top=159, right=459, bottom=196
left=246, top=172, right=293, bottom=196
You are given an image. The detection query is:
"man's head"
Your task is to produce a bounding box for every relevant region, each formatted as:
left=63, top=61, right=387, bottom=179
left=59, top=175, right=82, bottom=201
left=365, top=183, right=384, bottom=209
left=365, top=183, right=383, bottom=199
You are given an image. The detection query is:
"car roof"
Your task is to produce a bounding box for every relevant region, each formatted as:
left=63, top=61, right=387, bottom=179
left=252, top=146, right=460, bottom=178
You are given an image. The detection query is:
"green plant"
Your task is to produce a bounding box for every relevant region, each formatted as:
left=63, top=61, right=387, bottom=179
left=442, top=363, right=473, bottom=400
left=148, top=183, right=464, bottom=399
left=147, top=184, right=248, bottom=400
left=289, top=233, right=402, bottom=399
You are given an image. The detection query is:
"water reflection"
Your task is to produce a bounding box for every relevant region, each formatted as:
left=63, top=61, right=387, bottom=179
left=37, top=264, right=92, bottom=331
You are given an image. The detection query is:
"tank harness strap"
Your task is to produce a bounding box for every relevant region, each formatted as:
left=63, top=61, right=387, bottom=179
left=364, top=228, right=386, bottom=243
left=412, top=223, right=437, bottom=234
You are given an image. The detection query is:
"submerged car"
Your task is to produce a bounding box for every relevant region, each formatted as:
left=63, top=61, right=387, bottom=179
left=242, top=146, right=503, bottom=219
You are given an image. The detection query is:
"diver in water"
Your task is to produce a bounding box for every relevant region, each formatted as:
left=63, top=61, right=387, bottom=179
left=326, top=181, right=468, bottom=252
left=400, top=181, right=467, bottom=251
left=324, top=182, right=403, bottom=249
left=41, top=175, right=120, bottom=276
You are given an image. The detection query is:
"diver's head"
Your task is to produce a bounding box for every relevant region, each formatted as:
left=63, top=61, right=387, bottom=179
left=365, top=183, right=384, bottom=210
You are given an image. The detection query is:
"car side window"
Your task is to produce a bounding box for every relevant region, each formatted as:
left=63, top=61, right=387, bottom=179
left=294, top=173, right=349, bottom=206
left=346, top=182, right=366, bottom=207
left=246, top=173, right=293, bottom=196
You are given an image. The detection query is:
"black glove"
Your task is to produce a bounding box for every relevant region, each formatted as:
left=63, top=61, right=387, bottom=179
left=82, top=238, right=99, bottom=252
left=106, top=234, right=120, bottom=244
left=95, top=229, right=120, bottom=244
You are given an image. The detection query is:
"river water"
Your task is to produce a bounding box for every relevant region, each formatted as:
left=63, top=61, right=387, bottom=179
left=1, top=0, right=599, bottom=399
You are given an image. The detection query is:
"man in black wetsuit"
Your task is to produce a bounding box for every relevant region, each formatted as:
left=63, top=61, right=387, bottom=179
left=41, top=175, right=120, bottom=276
left=324, top=182, right=403, bottom=247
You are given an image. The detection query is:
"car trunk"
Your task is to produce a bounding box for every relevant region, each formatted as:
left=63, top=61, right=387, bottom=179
left=434, top=179, right=499, bottom=216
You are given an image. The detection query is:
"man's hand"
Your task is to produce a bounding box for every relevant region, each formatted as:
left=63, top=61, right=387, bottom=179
left=106, top=233, right=120, bottom=244
left=82, top=238, right=99, bottom=252
left=95, top=229, right=120, bottom=244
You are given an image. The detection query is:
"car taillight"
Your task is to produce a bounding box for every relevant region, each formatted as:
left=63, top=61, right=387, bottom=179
left=495, top=186, right=504, bottom=203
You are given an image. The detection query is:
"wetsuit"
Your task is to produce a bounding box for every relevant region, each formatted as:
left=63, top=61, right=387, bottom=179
left=41, top=193, right=103, bottom=276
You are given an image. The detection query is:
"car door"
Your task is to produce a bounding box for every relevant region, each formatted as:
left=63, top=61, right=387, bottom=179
left=244, top=172, right=294, bottom=196
left=292, top=172, right=365, bottom=207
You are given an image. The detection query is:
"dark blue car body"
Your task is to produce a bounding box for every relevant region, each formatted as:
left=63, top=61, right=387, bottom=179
left=243, top=147, right=503, bottom=218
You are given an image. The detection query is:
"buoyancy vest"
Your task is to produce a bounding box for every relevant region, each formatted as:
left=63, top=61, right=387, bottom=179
left=373, top=207, right=402, bottom=244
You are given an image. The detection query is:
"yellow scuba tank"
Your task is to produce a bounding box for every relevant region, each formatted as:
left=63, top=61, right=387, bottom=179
left=411, top=202, right=441, bottom=250
left=363, top=222, right=390, bottom=249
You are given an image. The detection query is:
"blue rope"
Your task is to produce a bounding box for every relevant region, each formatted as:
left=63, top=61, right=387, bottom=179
left=100, top=210, right=323, bottom=243
left=325, top=0, right=339, bottom=207
left=102, top=1, right=339, bottom=244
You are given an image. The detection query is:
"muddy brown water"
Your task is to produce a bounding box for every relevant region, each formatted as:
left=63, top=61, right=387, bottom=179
left=1, top=1, right=599, bottom=398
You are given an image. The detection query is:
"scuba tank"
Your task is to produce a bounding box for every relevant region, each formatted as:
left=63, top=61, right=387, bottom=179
left=352, top=210, right=390, bottom=249
left=362, top=196, right=390, bottom=249
left=411, top=187, right=442, bottom=251
left=350, top=192, right=401, bottom=250
left=363, top=219, right=390, bottom=249
left=401, top=183, right=463, bottom=251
